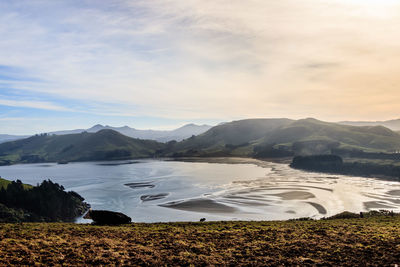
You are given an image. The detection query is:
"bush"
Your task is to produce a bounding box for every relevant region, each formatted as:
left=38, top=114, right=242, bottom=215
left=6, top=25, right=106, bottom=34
left=0, top=179, right=89, bottom=222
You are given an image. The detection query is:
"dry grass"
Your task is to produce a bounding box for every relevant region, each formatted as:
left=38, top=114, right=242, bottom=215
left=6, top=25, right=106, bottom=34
left=1, top=216, right=400, bottom=266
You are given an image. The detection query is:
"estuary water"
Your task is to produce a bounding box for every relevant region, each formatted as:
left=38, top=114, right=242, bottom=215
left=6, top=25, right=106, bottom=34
left=0, top=158, right=399, bottom=222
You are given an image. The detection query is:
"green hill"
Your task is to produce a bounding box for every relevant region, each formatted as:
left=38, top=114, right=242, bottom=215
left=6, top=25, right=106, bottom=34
left=169, top=118, right=293, bottom=157
left=0, top=130, right=165, bottom=164
left=255, top=118, right=400, bottom=154
left=168, top=118, right=400, bottom=157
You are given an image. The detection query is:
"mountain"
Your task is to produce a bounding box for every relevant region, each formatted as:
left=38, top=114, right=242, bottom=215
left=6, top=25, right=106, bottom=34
left=157, top=124, right=214, bottom=142
left=2, top=118, right=400, bottom=164
left=48, top=124, right=213, bottom=142
left=0, top=134, right=30, bottom=144
left=0, top=130, right=165, bottom=164
left=168, top=118, right=400, bottom=157
left=339, top=119, right=400, bottom=131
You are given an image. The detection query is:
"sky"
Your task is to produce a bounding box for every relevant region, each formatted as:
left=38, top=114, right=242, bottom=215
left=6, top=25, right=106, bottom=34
left=1, top=0, right=400, bottom=134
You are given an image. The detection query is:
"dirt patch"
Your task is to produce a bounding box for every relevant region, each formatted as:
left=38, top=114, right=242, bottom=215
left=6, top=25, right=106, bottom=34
left=1, top=216, right=400, bottom=266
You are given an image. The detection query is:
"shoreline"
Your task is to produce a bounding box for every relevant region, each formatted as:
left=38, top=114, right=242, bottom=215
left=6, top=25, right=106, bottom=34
left=167, top=156, right=293, bottom=167
left=2, top=156, right=399, bottom=182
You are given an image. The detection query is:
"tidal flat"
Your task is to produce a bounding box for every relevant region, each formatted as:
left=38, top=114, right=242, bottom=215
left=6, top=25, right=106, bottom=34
left=0, top=158, right=399, bottom=222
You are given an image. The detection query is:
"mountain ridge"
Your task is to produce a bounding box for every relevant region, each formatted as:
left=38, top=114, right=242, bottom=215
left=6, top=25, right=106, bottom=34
left=47, top=123, right=213, bottom=142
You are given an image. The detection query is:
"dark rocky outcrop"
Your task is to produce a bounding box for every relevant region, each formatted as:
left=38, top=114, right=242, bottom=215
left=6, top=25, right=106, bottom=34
left=290, top=155, right=400, bottom=180
left=84, top=209, right=131, bottom=225
left=290, top=155, right=343, bottom=172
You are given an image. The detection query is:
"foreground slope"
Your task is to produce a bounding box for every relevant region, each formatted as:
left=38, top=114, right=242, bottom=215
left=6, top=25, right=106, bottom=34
left=0, top=216, right=399, bottom=265
left=0, top=129, right=164, bottom=164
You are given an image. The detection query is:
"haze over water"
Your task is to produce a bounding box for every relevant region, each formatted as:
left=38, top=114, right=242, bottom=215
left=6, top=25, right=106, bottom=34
left=0, top=159, right=399, bottom=222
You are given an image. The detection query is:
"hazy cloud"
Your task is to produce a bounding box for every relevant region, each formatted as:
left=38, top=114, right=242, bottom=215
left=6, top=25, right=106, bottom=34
left=0, top=0, right=400, bottom=130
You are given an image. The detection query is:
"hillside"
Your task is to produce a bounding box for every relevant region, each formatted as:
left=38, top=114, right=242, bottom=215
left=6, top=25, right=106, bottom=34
left=0, top=215, right=399, bottom=265
left=0, top=130, right=165, bottom=164
left=255, top=118, right=400, bottom=154
left=169, top=118, right=294, bottom=157
left=168, top=118, right=400, bottom=157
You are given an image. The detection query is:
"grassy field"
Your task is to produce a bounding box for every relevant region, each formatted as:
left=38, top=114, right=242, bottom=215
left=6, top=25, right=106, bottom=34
left=0, top=216, right=399, bottom=266
left=0, top=177, right=33, bottom=190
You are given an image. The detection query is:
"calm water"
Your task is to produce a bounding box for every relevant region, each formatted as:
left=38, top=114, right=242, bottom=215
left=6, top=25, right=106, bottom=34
left=0, top=158, right=399, bottom=222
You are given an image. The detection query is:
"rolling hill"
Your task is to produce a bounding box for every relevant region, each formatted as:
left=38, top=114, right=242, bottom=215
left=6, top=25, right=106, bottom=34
left=0, top=130, right=165, bottom=164
left=255, top=118, right=400, bottom=153
left=169, top=118, right=294, bottom=156
left=168, top=118, right=400, bottom=157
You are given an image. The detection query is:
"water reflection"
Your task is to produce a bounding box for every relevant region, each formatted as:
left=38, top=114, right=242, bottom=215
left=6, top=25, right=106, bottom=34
left=0, top=158, right=399, bottom=222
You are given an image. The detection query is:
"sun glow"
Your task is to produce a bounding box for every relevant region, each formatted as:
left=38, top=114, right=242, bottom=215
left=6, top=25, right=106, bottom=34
left=341, top=0, right=399, bottom=5
left=336, top=0, right=400, bottom=10
left=335, top=0, right=400, bottom=17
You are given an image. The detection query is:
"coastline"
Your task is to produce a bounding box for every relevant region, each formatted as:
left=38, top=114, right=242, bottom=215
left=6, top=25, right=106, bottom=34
left=2, top=155, right=399, bottom=182
left=167, top=156, right=293, bottom=167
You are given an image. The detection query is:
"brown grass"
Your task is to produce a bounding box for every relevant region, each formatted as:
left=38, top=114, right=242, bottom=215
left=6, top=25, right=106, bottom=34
left=0, top=216, right=400, bottom=266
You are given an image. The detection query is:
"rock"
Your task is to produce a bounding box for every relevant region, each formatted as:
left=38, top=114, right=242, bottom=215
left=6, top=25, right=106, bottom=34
left=84, top=209, right=131, bottom=225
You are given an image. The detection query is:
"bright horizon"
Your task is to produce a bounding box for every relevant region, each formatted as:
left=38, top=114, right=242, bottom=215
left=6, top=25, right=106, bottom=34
left=1, top=0, right=400, bottom=134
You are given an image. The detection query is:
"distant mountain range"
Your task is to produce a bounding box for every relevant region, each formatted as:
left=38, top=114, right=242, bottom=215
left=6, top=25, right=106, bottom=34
left=1, top=118, right=400, bottom=165
left=339, top=119, right=400, bottom=131
left=48, top=123, right=213, bottom=142
left=0, top=123, right=213, bottom=144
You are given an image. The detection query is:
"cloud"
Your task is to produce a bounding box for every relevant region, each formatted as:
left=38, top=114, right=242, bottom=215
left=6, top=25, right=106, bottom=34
left=0, top=97, right=71, bottom=111
left=0, top=0, right=399, bottom=123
